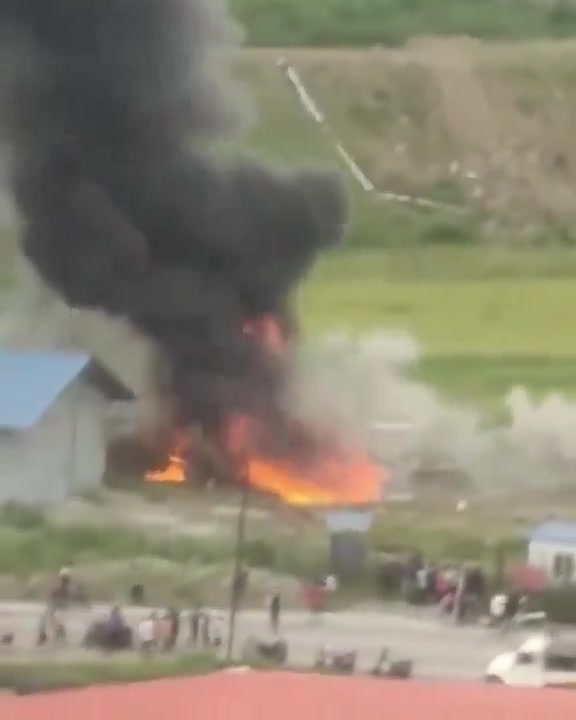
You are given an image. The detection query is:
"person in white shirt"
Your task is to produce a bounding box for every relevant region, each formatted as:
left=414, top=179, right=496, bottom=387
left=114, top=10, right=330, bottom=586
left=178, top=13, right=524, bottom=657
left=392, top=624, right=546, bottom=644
left=324, top=575, right=338, bottom=593
left=137, top=613, right=156, bottom=654
left=489, top=593, right=508, bottom=626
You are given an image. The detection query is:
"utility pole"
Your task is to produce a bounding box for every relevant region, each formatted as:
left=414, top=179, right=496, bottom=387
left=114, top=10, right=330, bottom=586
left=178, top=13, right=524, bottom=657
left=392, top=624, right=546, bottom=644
left=225, top=468, right=250, bottom=662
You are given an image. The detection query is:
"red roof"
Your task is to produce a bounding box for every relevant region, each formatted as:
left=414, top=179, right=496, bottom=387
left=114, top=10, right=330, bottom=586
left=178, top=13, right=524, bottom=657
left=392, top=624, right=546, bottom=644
left=1, top=671, right=575, bottom=720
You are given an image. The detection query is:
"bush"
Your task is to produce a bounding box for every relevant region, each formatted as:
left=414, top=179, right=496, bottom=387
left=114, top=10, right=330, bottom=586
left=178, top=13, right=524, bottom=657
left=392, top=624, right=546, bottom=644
left=244, top=539, right=277, bottom=568
left=539, top=586, right=576, bottom=625
left=230, top=0, right=576, bottom=47
left=0, top=502, right=46, bottom=530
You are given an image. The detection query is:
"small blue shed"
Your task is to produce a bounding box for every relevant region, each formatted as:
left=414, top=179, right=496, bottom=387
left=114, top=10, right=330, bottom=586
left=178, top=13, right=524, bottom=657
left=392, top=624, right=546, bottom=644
left=323, top=509, right=374, bottom=576
left=527, top=521, right=576, bottom=585
left=0, top=349, right=132, bottom=505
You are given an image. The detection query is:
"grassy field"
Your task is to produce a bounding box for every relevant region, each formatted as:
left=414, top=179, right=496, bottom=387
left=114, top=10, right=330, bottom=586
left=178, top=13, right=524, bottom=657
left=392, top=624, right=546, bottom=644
left=231, top=0, right=576, bottom=46
left=300, top=247, right=576, bottom=405
left=0, top=491, right=536, bottom=601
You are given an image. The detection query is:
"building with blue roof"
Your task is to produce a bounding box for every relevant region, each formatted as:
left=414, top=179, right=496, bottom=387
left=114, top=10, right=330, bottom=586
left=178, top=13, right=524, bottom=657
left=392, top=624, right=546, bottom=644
left=0, top=349, right=134, bottom=505
left=528, top=520, right=576, bottom=585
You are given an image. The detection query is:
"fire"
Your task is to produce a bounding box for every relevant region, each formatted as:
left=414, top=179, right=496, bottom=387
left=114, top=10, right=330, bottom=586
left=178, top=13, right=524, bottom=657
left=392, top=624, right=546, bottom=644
left=234, top=315, right=384, bottom=506
left=145, top=313, right=385, bottom=505
left=226, top=415, right=383, bottom=507
left=247, top=454, right=383, bottom=507
left=145, top=432, right=190, bottom=483
left=146, top=453, right=186, bottom=483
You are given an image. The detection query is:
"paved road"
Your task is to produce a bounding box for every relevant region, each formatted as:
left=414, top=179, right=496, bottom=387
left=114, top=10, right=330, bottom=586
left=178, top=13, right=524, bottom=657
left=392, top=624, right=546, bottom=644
left=0, top=602, right=521, bottom=681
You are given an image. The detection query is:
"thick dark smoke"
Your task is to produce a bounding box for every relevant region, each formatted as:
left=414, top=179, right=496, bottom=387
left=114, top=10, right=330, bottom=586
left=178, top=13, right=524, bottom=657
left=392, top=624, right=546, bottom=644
left=0, top=0, right=346, bottom=446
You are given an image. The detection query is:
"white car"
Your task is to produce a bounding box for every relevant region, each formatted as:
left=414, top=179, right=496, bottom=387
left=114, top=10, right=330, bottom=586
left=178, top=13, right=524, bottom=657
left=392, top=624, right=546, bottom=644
left=486, top=633, right=576, bottom=688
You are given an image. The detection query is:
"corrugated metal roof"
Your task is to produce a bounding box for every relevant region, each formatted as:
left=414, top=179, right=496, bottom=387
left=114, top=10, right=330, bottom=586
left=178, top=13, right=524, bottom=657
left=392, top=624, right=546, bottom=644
left=0, top=350, right=90, bottom=430
left=529, top=520, right=576, bottom=546
left=1, top=273, right=159, bottom=399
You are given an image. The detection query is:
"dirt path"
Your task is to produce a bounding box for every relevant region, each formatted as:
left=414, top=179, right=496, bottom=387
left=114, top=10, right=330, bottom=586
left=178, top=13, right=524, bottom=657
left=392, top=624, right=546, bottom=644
left=415, top=40, right=498, bottom=156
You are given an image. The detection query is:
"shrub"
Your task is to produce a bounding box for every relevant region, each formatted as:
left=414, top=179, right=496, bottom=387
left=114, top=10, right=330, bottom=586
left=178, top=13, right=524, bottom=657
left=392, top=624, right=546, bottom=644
left=539, top=586, right=576, bottom=625
left=0, top=502, right=46, bottom=530
left=244, top=538, right=277, bottom=568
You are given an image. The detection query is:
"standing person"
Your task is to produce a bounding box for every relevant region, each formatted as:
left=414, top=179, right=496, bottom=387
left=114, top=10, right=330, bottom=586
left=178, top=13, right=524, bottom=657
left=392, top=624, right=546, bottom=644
left=324, top=574, right=338, bottom=593
left=201, top=610, right=211, bottom=648
left=36, top=609, right=49, bottom=647
left=138, top=612, right=156, bottom=655
left=164, top=607, right=180, bottom=651
left=305, top=581, right=327, bottom=623
left=452, top=568, right=467, bottom=624
left=189, top=606, right=201, bottom=648
left=233, top=569, right=248, bottom=608
left=489, top=591, right=508, bottom=628
left=268, top=590, right=281, bottom=633
left=415, top=565, right=428, bottom=604
left=210, top=613, right=223, bottom=649
left=38, top=604, right=66, bottom=646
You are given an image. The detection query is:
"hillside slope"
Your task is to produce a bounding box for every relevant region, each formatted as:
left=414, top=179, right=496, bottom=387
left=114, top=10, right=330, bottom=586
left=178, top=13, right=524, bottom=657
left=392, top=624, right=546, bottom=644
left=240, top=40, right=576, bottom=245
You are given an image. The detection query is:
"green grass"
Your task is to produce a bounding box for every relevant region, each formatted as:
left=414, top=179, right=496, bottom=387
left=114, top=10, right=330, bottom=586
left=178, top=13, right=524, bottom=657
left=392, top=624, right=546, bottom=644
left=304, top=272, right=576, bottom=354
left=231, top=0, right=576, bottom=46
left=0, top=654, right=222, bottom=693
left=0, top=508, right=329, bottom=604
left=298, top=247, right=576, bottom=406
left=416, top=355, right=576, bottom=406
left=301, top=247, right=576, bottom=354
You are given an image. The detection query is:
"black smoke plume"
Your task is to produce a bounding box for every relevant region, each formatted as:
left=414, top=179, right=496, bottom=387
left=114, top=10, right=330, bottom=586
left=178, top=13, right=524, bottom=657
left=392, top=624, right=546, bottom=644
left=0, top=0, right=347, bottom=452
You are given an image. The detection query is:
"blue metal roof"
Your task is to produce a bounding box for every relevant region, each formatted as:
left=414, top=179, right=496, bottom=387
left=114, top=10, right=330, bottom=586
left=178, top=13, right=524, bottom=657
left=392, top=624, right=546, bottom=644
left=529, top=520, right=576, bottom=546
left=0, top=351, right=90, bottom=430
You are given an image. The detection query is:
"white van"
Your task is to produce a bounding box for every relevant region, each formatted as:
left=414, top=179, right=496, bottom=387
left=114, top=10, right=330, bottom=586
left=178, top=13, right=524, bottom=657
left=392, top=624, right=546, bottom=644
left=486, top=633, right=576, bottom=688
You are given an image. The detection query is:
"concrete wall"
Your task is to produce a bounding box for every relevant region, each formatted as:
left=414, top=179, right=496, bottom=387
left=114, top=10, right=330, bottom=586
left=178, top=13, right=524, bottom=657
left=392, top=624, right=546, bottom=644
left=0, top=379, right=106, bottom=505
left=528, top=540, right=576, bottom=584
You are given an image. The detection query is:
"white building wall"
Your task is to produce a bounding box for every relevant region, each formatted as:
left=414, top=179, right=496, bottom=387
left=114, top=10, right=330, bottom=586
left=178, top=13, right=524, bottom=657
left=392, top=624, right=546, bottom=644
left=528, top=539, right=576, bottom=583
left=0, top=379, right=106, bottom=505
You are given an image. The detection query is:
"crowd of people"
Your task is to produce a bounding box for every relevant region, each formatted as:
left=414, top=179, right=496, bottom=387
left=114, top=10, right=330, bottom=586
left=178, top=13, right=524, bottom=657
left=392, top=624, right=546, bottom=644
left=34, top=601, right=225, bottom=654
left=20, top=566, right=342, bottom=655
left=379, top=552, right=489, bottom=622
left=378, top=552, right=546, bottom=629
left=0, top=559, right=545, bottom=658
left=13, top=567, right=226, bottom=654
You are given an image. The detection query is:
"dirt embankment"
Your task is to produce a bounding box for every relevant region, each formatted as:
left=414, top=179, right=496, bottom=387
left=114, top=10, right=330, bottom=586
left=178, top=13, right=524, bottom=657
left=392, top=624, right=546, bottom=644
left=242, top=40, right=576, bottom=221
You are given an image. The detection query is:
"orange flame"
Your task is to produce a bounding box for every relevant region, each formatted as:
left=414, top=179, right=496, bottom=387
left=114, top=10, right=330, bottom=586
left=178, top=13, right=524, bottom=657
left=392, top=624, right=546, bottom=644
left=234, top=315, right=384, bottom=506
left=247, top=454, right=383, bottom=507
left=145, top=313, right=385, bottom=504
left=145, top=432, right=190, bottom=483
left=145, top=453, right=186, bottom=483
left=226, top=415, right=383, bottom=507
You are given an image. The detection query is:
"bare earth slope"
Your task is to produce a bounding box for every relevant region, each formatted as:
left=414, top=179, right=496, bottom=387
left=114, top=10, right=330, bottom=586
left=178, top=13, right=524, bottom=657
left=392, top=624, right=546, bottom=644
left=242, top=39, right=576, bottom=224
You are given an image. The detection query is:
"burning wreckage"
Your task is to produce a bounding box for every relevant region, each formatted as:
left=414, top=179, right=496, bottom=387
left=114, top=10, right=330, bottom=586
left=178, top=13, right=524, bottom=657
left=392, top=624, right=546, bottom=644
left=0, top=0, right=383, bottom=507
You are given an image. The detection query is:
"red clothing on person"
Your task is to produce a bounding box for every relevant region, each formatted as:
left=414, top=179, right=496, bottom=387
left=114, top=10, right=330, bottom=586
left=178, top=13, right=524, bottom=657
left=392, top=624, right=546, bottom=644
left=303, top=584, right=327, bottom=612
